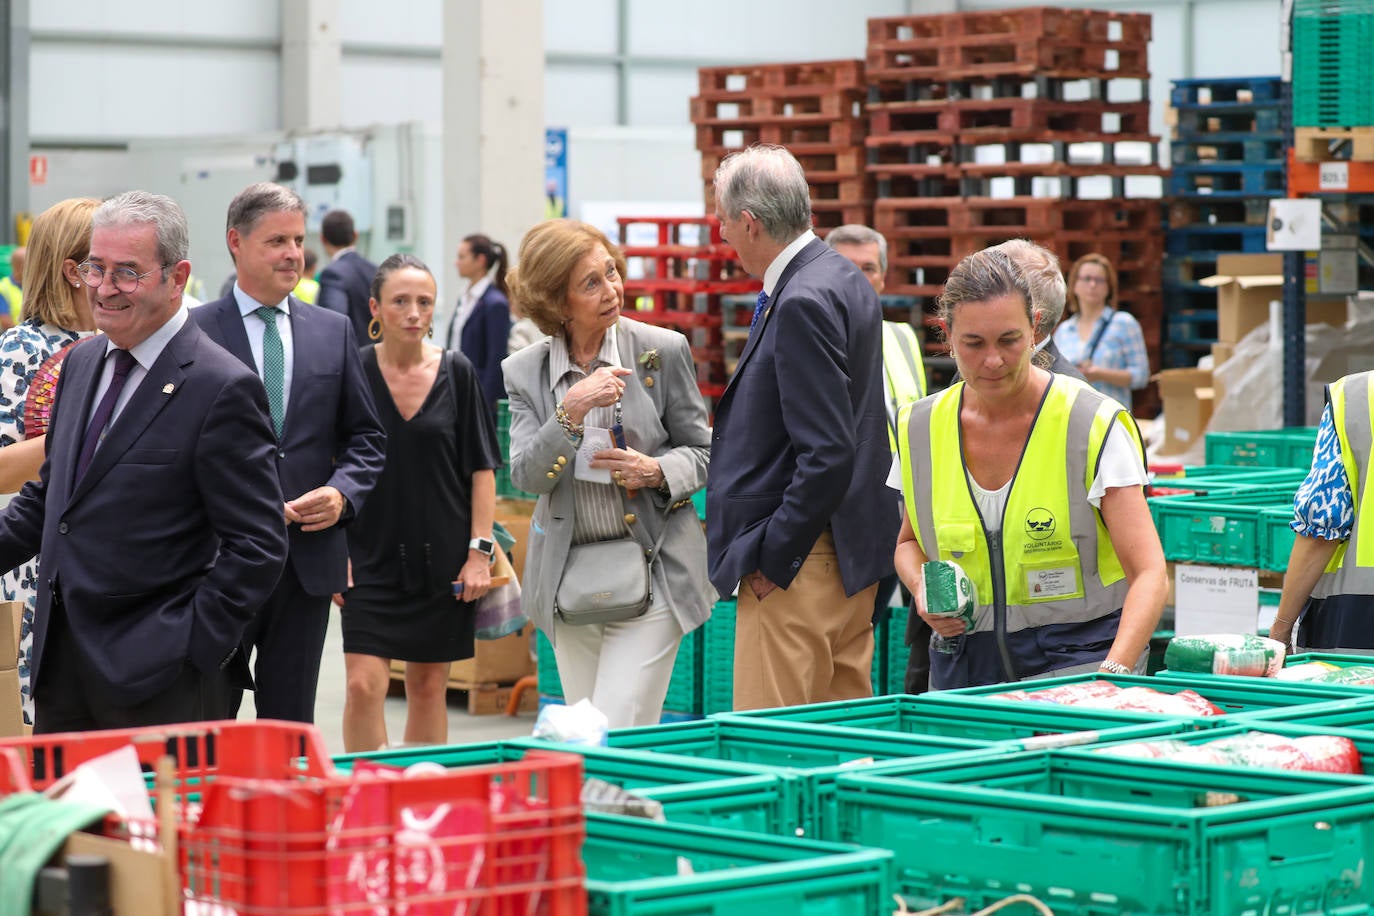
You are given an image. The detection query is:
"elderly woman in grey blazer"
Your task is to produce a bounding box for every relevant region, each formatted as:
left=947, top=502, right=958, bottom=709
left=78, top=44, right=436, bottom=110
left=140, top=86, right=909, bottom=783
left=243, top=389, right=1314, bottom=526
left=502, top=219, right=713, bottom=728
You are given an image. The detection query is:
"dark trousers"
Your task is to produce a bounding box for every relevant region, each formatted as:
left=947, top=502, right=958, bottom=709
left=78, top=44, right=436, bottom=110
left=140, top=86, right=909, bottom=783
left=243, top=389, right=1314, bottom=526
left=229, top=563, right=332, bottom=723
left=34, top=603, right=233, bottom=733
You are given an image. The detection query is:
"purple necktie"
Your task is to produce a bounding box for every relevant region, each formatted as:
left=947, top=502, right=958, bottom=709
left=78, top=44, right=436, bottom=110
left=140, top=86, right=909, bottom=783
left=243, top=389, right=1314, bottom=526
left=75, top=349, right=137, bottom=481
left=750, top=290, right=769, bottom=331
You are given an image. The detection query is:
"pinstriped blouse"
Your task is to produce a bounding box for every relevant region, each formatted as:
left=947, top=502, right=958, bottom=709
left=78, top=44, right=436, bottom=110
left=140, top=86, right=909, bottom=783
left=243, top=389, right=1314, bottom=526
left=549, top=326, right=631, bottom=545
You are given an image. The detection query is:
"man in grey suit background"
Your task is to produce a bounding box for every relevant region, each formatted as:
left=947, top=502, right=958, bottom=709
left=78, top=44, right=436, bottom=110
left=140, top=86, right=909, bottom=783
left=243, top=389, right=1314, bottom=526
left=193, top=183, right=386, bottom=724
left=706, top=146, right=896, bottom=711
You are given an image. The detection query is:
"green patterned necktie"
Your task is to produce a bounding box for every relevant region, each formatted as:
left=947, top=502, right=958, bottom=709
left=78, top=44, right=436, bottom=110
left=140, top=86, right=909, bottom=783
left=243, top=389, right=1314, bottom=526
left=255, top=306, right=285, bottom=437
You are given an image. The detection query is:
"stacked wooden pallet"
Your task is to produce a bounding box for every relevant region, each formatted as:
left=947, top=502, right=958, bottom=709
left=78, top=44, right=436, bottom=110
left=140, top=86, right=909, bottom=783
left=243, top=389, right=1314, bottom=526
left=864, top=6, right=1165, bottom=387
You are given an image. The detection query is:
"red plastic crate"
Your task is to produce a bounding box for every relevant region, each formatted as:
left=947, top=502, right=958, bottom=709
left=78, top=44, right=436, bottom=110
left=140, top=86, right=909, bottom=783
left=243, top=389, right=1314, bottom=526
left=0, top=721, right=586, bottom=915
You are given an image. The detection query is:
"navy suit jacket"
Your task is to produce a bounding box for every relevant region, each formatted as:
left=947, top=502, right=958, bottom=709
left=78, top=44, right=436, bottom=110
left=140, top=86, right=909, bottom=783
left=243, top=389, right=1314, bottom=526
left=0, top=321, right=289, bottom=704
left=449, top=285, right=512, bottom=413
left=318, top=249, right=377, bottom=344
left=192, top=295, right=387, bottom=596
left=706, top=238, right=897, bottom=598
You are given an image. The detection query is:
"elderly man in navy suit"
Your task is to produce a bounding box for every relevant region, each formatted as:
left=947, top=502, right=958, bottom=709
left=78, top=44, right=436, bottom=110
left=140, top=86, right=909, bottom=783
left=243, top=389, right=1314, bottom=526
left=194, top=183, right=386, bottom=724
left=706, top=145, right=897, bottom=711
left=0, top=191, right=288, bottom=731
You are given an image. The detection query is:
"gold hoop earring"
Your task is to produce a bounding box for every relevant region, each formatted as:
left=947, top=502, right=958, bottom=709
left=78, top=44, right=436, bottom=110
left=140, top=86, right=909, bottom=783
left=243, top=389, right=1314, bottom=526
left=368, top=317, right=382, bottom=341
left=427, top=325, right=433, bottom=339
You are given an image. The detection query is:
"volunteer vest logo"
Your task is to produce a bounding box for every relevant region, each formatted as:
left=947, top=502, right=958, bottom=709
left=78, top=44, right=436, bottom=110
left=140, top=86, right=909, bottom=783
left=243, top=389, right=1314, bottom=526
left=1025, top=507, right=1056, bottom=541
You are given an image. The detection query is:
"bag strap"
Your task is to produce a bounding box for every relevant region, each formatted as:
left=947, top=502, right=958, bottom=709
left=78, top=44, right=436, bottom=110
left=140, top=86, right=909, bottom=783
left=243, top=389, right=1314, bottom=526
left=610, top=399, right=678, bottom=566
left=1084, top=307, right=1115, bottom=362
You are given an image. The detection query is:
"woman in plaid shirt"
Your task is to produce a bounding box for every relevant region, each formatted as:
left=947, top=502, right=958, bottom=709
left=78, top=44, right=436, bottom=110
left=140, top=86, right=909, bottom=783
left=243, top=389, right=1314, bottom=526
left=1052, top=254, right=1149, bottom=410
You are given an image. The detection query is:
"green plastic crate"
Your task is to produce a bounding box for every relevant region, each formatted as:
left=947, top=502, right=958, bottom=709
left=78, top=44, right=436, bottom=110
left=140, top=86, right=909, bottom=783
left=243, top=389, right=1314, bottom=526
left=835, top=749, right=1374, bottom=915
left=922, top=672, right=1363, bottom=727
left=1082, top=718, right=1374, bottom=770
left=494, top=399, right=536, bottom=500
left=335, top=739, right=791, bottom=835
left=582, top=813, right=893, bottom=916
left=1244, top=693, right=1374, bottom=729
left=537, top=625, right=700, bottom=715
left=718, top=694, right=1191, bottom=746
left=536, top=629, right=562, bottom=699
left=1159, top=652, right=1374, bottom=700
left=883, top=604, right=910, bottom=695
left=1257, top=506, right=1298, bottom=571
left=606, top=716, right=990, bottom=838
left=701, top=599, right=736, bottom=715
left=1203, top=428, right=1319, bottom=468
left=1149, top=487, right=1298, bottom=566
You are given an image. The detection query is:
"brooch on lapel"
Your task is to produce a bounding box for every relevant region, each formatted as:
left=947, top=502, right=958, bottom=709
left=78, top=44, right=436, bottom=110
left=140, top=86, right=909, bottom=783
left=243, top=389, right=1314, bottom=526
left=637, top=349, right=660, bottom=388
left=162, top=383, right=175, bottom=395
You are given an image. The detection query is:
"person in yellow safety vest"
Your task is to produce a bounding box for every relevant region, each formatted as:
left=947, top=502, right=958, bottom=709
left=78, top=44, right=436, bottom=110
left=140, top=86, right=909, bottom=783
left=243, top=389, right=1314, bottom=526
left=890, top=246, right=1167, bottom=689
left=293, top=248, right=320, bottom=304
left=827, top=225, right=931, bottom=688
left=1271, top=372, right=1374, bottom=652
left=0, top=246, right=25, bottom=329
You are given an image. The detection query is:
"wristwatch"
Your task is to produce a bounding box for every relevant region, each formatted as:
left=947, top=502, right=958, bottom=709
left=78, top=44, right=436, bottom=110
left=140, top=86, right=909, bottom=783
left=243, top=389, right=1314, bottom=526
left=1099, top=659, right=1131, bottom=675
left=468, top=536, right=496, bottom=558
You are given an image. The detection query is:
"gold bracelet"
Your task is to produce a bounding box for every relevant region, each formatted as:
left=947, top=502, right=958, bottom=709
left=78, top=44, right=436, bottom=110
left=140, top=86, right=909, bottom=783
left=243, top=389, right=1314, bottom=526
left=554, top=402, right=584, bottom=440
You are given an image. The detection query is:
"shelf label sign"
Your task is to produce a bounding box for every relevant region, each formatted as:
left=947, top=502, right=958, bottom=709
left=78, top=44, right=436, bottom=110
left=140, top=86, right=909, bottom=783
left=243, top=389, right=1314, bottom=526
left=1319, top=161, right=1349, bottom=191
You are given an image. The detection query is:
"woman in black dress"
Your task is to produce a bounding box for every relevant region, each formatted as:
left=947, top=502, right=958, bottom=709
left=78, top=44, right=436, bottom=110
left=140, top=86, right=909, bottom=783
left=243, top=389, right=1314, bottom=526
left=341, top=253, right=501, bottom=752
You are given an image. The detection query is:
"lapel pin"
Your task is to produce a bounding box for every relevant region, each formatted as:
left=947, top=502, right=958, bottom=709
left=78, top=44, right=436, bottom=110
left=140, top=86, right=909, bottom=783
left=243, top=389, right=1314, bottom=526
left=162, top=383, right=175, bottom=395
left=644, top=376, right=655, bottom=388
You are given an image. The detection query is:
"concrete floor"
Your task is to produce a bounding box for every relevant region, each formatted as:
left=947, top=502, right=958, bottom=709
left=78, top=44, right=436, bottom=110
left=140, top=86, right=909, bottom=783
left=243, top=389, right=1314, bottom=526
left=237, top=608, right=535, bottom=757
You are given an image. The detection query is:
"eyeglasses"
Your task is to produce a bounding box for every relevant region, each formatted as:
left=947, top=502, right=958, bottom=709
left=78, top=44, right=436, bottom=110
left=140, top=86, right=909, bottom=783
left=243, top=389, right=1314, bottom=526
left=1076, top=275, right=1109, bottom=287
left=77, top=261, right=170, bottom=294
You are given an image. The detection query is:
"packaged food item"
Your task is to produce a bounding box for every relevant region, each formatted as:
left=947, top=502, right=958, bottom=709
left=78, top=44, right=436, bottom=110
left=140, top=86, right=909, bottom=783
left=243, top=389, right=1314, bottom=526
left=1275, top=661, right=1340, bottom=681
left=1005, top=682, right=1225, bottom=716
left=1096, top=731, right=1362, bottom=775
left=922, top=560, right=975, bottom=630
left=1164, top=634, right=1286, bottom=677
left=1313, top=665, right=1374, bottom=686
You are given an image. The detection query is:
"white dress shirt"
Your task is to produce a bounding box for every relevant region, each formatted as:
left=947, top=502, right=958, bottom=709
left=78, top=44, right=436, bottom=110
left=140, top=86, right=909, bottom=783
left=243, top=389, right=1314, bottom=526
left=761, top=229, right=818, bottom=298
left=95, top=305, right=190, bottom=428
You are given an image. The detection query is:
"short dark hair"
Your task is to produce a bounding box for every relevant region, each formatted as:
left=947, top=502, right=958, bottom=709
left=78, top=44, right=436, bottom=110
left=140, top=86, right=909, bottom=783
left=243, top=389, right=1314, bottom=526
left=321, top=210, right=356, bottom=247
left=226, top=182, right=306, bottom=239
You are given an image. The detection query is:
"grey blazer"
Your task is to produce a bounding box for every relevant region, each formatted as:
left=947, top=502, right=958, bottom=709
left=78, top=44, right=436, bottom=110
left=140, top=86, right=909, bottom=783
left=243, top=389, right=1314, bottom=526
left=502, top=317, right=714, bottom=641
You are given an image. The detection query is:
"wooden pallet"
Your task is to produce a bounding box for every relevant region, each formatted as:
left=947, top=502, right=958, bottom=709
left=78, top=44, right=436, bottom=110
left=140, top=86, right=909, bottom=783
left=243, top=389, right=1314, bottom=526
left=1293, top=126, right=1374, bottom=163
left=868, top=99, right=1152, bottom=139
left=697, top=59, right=864, bottom=95
left=700, top=146, right=863, bottom=181
left=386, top=670, right=539, bottom=716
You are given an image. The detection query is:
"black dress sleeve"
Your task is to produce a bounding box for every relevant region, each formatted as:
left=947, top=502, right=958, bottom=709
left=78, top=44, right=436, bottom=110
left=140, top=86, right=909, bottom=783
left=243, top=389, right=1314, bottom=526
left=448, top=350, right=502, bottom=477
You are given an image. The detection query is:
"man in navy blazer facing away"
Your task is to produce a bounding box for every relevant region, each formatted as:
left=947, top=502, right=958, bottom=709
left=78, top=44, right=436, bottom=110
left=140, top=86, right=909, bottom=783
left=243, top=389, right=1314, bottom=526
left=194, top=183, right=386, bottom=723
left=707, top=145, right=897, bottom=711
left=316, top=209, right=377, bottom=345
left=0, top=191, right=289, bottom=732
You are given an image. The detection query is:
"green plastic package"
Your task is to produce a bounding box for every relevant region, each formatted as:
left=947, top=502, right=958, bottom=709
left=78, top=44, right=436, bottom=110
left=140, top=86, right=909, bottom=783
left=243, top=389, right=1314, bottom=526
left=1164, top=633, right=1287, bottom=677
left=922, top=560, right=976, bottom=629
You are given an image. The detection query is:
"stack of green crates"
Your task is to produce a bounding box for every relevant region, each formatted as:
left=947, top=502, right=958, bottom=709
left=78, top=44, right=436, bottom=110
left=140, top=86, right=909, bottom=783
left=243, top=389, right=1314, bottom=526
left=1293, top=0, right=1374, bottom=126
left=1203, top=427, right=1318, bottom=468
left=494, top=399, right=535, bottom=500
left=1149, top=486, right=1299, bottom=568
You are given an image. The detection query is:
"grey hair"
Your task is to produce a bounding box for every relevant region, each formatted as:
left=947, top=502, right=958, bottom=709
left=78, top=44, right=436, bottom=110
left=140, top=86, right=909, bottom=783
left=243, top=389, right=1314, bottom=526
left=825, top=223, right=888, bottom=273
left=226, top=182, right=307, bottom=239
left=936, top=246, right=1035, bottom=332
left=991, top=238, right=1066, bottom=332
left=714, top=145, right=812, bottom=242
left=92, top=191, right=189, bottom=268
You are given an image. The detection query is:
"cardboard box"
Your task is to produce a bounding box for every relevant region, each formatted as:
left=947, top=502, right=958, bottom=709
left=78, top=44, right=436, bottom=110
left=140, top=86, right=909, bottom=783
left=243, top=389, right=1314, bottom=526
left=449, top=624, right=534, bottom=685
left=1201, top=254, right=1348, bottom=343
left=0, top=600, right=21, bottom=737
left=1154, top=368, right=1214, bottom=456
left=59, top=832, right=175, bottom=915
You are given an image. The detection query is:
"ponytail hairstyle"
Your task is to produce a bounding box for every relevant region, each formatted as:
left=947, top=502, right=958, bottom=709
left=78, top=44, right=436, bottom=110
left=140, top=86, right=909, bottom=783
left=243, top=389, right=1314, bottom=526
left=464, top=233, right=509, bottom=297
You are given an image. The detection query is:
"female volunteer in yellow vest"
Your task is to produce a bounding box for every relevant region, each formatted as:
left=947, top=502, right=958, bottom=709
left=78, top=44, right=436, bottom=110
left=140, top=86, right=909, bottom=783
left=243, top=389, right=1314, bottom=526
left=1270, top=371, right=1374, bottom=652
left=892, top=247, right=1167, bottom=689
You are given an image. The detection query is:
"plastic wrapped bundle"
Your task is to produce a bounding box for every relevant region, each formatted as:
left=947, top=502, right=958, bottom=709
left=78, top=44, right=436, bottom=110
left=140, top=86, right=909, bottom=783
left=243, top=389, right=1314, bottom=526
left=1005, top=682, right=1225, bottom=716
left=1312, top=665, right=1374, bottom=686
left=1071, top=686, right=1226, bottom=718
left=921, top=560, right=976, bottom=630
left=1164, top=634, right=1287, bottom=677
left=1275, top=661, right=1340, bottom=681
left=1098, top=731, right=1362, bottom=775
